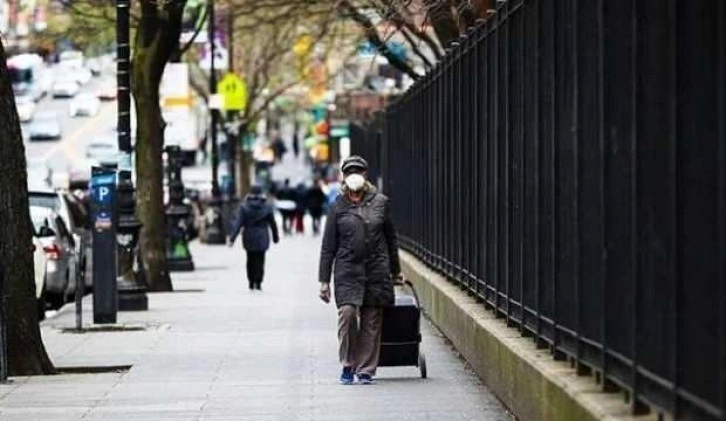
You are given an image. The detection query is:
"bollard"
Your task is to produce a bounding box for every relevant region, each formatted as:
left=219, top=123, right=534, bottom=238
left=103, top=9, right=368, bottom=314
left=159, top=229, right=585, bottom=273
left=75, top=245, right=85, bottom=332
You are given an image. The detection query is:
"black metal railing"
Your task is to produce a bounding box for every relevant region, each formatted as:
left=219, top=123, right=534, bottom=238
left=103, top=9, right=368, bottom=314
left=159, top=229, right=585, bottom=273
left=352, top=0, right=725, bottom=419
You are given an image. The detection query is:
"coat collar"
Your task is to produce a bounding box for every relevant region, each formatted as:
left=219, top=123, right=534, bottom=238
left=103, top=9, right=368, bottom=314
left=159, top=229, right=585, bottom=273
left=341, top=181, right=377, bottom=205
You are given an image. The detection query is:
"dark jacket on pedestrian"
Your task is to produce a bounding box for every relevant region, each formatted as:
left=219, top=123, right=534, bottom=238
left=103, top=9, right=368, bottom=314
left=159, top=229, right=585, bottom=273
left=277, top=184, right=296, bottom=217
left=318, top=183, right=400, bottom=308
left=230, top=194, right=279, bottom=252
left=294, top=183, right=308, bottom=213
left=306, top=185, right=326, bottom=218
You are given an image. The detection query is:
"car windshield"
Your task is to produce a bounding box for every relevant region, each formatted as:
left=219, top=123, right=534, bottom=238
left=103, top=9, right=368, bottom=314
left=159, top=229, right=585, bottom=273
left=8, top=67, right=32, bottom=84
left=29, top=192, right=59, bottom=210
left=88, top=142, right=116, bottom=152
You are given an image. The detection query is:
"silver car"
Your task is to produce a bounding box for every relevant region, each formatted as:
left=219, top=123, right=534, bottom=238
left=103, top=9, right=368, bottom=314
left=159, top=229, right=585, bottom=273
left=29, top=206, right=77, bottom=309
left=28, top=111, right=61, bottom=140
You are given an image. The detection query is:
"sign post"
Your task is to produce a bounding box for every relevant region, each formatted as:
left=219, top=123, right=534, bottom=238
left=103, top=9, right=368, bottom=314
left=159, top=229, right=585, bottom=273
left=90, top=167, right=118, bottom=324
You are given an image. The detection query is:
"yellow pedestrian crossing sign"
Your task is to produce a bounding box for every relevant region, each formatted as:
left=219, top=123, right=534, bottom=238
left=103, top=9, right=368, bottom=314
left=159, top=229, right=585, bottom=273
left=217, top=73, right=248, bottom=111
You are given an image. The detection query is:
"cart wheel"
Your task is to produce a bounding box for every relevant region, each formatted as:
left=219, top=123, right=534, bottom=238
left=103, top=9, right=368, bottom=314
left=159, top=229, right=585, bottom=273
left=418, top=352, right=427, bottom=379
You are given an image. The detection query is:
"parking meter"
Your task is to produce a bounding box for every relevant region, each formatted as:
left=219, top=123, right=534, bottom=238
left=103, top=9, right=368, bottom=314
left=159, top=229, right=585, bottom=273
left=90, top=167, right=117, bottom=324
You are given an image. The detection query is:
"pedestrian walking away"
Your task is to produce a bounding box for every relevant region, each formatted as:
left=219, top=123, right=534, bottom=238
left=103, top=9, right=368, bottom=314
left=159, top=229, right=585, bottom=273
left=318, top=155, right=402, bottom=385
left=229, top=185, right=280, bottom=290
left=277, top=179, right=296, bottom=235
left=292, top=124, right=300, bottom=158
left=294, top=182, right=308, bottom=235
left=306, top=179, right=326, bottom=236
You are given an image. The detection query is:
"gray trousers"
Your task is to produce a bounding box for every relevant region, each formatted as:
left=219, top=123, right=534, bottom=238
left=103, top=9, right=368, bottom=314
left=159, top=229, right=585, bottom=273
left=338, top=305, right=384, bottom=376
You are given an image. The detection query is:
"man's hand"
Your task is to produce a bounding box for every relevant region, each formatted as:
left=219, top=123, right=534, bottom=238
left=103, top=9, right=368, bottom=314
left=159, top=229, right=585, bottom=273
left=319, top=283, right=331, bottom=303
left=393, top=273, right=404, bottom=285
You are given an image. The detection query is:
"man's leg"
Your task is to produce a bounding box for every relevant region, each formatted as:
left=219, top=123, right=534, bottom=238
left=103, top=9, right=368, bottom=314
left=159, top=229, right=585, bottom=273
left=284, top=215, right=292, bottom=235
left=245, top=251, right=255, bottom=290
left=337, top=305, right=358, bottom=369
left=355, top=307, right=384, bottom=377
left=254, top=251, right=266, bottom=289
left=312, top=216, right=320, bottom=235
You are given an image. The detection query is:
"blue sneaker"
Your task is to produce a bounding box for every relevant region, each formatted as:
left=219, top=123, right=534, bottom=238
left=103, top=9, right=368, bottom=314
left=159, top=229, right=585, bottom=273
left=357, top=373, right=373, bottom=385
left=340, top=367, right=354, bottom=385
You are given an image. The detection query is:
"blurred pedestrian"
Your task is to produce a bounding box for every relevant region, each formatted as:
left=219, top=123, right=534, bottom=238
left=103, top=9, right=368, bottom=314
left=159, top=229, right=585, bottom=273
left=229, top=185, right=279, bottom=291
left=318, top=155, right=402, bottom=385
left=306, top=179, right=326, bottom=235
left=277, top=179, right=296, bottom=235
left=294, top=182, right=308, bottom=234
left=271, top=132, right=287, bottom=163
left=292, top=130, right=300, bottom=158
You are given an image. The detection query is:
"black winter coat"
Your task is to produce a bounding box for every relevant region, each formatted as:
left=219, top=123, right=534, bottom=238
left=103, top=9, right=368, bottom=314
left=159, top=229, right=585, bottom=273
left=230, top=195, right=279, bottom=252
left=318, top=185, right=401, bottom=307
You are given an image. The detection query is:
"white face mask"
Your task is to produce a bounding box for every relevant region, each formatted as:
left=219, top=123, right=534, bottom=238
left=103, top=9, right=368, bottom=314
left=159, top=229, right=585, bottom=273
left=345, top=173, right=366, bottom=192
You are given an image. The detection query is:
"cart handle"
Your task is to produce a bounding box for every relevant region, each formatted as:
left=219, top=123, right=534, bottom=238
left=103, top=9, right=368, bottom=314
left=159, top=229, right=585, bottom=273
left=394, top=278, right=422, bottom=311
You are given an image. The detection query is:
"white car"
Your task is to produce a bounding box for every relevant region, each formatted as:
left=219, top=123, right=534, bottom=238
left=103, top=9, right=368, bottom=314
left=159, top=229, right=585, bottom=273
left=85, top=136, right=119, bottom=163
left=69, top=93, right=101, bottom=117
left=96, top=79, right=116, bottom=101
left=27, top=111, right=62, bottom=140
left=32, top=232, right=48, bottom=319
left=73, top=67, right=93, bottom=86
left=15, top=94, right=35, bottom=122
left=52, top=79, right=80, bottom=98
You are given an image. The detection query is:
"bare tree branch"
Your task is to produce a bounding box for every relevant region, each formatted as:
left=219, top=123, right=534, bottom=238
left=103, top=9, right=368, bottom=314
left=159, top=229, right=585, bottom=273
left=338, top=0, right=422, bottom=80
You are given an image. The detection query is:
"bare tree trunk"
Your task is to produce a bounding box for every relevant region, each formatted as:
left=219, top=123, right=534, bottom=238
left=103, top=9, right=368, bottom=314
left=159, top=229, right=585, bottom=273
left=0, top=39, right=55, bottom=376
left=133, top=72, right=172, bottom=292
left=131, top=0, right=186, bottom=292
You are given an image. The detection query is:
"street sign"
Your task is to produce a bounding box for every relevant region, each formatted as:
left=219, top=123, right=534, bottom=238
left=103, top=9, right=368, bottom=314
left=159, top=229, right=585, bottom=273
left=217, top=73, right=248, bottom=111
left=90, top=167, right=117, bottom=324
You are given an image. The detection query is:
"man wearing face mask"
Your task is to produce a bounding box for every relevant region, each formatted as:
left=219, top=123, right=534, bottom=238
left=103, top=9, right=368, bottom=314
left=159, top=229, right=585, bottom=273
left=318, top=155, right=402, bottom=385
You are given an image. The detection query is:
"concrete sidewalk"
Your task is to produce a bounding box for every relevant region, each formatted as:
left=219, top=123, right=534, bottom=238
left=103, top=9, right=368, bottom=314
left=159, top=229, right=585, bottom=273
left=0, top=234, right=512, bottom=420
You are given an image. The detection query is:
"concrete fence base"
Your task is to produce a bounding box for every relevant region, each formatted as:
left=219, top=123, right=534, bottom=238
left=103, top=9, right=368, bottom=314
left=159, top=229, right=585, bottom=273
left=400, top=250, right=658, bottom=421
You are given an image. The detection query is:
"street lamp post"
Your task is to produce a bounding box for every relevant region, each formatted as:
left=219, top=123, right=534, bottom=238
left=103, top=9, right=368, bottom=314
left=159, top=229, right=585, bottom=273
left=165, top=145, right=195, bottom=271
left=116, top=0, right=148, bottom=311
left=203, top=0, right=226, bottom=244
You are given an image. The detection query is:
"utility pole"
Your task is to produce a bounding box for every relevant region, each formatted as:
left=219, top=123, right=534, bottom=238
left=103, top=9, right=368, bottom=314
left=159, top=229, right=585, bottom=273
left=204, top=0, right=226, bottom=244
left=209, top=0, right=219, bottom=200
left=115, top=0, right=148, bottom=310
left=225, top=10, right=238, bottom=198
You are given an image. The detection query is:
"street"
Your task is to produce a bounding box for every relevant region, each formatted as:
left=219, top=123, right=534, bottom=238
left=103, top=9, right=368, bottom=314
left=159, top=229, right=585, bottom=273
left=23, top=71, right=117, bottom=176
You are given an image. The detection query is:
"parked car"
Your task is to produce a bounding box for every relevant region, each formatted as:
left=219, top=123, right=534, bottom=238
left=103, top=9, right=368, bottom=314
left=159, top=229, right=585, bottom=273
left=29, top=206, right=77, bottom=309
left=69, top=93, right=101, bottom=117
left=31, top=226, right=48, bottom=319
left=28, top=188, right=91, bottom=294
left=51, top=78, right=80, bottom=98
left=15, top=94, right=36, bottom=122
left=27, top=111, right=61, bottom=140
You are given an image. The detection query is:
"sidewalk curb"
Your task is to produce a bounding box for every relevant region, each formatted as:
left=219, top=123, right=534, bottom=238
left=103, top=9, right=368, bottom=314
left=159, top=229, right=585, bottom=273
left=400, top=250, right=657, bottom=421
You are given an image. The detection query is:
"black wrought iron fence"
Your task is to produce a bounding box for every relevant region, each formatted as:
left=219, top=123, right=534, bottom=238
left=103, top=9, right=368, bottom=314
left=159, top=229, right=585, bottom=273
left=352, top=0, right=725, bottom=419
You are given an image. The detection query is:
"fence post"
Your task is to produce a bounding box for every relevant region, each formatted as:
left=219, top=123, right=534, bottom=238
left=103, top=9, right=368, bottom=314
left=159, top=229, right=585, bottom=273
left=0, top=262, right=7, bottom=382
